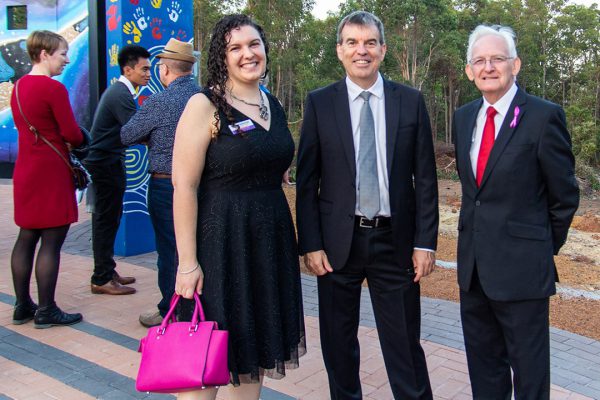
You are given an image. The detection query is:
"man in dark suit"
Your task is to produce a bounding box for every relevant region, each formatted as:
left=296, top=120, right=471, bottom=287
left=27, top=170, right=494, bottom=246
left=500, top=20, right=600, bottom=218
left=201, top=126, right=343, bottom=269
left=453, top=25, right=579, bottom=399
left=85, top=45, right=151, bottom=295
left=296, top=11, right=438, bottom=400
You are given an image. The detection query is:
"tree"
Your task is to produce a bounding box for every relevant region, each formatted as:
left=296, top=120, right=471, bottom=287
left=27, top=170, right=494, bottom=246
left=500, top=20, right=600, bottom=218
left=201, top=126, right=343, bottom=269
left=192, top=0, right=600, bottom=177
left=245, top=0, right=315, bottom=117
left=193, top=0, right=243, bottom=84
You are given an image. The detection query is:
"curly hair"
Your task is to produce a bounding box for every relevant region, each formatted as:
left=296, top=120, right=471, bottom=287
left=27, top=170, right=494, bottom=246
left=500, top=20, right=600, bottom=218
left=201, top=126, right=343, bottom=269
left=206, top=14, right=270, bottom=135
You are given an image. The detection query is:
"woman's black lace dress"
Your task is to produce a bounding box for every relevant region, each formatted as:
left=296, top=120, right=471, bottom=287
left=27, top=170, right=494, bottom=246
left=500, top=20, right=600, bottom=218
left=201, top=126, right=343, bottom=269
left=179, top=89, right=306, bottom=385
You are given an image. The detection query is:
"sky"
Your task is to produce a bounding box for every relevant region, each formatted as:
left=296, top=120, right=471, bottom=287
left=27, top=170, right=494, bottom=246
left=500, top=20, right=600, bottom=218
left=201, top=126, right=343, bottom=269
left=311, top=0, right=599, bottom=20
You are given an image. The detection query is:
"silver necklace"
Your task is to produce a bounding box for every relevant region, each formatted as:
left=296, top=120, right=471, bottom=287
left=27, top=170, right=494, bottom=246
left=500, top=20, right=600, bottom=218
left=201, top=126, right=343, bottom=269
left=229, top=90, right=269, bottom=121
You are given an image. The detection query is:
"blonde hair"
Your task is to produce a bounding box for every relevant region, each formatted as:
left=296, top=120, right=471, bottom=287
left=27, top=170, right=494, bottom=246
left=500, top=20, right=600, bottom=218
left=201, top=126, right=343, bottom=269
left=26, top=30, right=68, bottom=63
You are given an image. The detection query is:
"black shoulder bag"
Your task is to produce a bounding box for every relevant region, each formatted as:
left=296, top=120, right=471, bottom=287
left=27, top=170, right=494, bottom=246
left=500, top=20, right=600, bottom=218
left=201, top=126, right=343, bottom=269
left=15, top=80, right=90, bottom=190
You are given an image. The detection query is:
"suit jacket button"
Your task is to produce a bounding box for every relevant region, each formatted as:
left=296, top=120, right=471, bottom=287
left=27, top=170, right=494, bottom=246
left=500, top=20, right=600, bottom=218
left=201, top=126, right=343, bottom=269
left=475, top=200, right=481, bottom=206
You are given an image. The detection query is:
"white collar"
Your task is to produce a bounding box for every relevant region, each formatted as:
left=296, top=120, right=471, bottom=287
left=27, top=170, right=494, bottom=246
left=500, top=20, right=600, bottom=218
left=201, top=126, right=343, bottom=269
left=346, top=73, right=384, bottom=101
left=118, top=75, right=137, bottom=96
left=482, top=82, right=518, bottom=117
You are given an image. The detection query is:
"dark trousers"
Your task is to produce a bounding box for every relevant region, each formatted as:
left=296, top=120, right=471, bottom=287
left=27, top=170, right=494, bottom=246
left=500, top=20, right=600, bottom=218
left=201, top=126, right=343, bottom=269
left=148, top=177, right=177, bottom=316
left=317, top=224, right=432, bottom=400
left=460, top=270, right=550, bottom=400
left=85, top=160, right=126, bottom=286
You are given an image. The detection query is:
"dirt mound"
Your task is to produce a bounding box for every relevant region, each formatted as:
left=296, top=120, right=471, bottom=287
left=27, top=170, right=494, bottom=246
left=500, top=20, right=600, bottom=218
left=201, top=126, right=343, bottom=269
left=445, top=195, right=461, bottom=209
left=572, top=211, right=600, bottom=233
left=435, top=142, right=456, bottom=177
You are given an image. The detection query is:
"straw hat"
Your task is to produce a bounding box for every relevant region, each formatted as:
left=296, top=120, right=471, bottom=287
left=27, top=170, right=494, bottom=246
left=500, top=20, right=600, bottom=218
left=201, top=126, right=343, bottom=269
left=156, top=38, right=196, bottom=63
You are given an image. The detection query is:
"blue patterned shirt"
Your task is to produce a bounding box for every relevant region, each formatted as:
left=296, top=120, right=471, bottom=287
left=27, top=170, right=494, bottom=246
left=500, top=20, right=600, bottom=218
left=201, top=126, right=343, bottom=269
left=121, top=75, right=201, bottom=174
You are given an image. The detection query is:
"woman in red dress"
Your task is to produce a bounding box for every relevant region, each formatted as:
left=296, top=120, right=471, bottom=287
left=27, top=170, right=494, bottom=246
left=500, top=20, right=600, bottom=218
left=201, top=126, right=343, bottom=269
left=10, top=30, right=83, bottom=328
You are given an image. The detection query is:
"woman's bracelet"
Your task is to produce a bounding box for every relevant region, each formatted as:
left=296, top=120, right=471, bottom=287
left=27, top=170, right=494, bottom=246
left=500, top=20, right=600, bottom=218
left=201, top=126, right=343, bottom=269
left=178, top=264, right=199, bottom=274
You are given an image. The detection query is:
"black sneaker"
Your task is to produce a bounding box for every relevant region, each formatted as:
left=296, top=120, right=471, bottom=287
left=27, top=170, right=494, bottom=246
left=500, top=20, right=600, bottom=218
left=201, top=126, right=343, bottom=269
left=34, top=304, right=82, bottom=329
left=12, top=300, right=38, bottom=325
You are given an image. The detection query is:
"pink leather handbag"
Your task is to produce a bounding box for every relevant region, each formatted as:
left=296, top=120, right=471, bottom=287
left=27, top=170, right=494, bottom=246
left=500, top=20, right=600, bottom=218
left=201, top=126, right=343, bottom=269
left=136, top=293, right=230, bottom=393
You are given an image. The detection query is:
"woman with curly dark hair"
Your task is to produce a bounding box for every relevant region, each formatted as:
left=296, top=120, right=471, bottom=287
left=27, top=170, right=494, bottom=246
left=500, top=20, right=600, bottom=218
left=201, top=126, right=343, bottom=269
left=172, top=14, right=305, bottom=399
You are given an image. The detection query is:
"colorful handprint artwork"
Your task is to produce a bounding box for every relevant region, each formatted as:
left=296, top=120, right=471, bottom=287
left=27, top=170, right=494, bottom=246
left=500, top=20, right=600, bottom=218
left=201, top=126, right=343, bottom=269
left=123, top=20, right=142, bottom=43
left=175, top=29, right=187, bottom=41
left=167, top=1, right=182, bottom=22
left=107, top=5, right=121, bottom=31
left=133, top=7, right=148, bottom=30
left=108, top=44, right=119, bottom=66
left=150, top=18, right=163, bottom=40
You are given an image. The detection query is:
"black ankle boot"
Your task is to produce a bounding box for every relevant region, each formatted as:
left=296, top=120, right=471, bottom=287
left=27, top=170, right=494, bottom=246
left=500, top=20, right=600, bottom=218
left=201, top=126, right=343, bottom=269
left=13, top=300, right=38, bottom=325
left=34, top=303, right=82, bottom=329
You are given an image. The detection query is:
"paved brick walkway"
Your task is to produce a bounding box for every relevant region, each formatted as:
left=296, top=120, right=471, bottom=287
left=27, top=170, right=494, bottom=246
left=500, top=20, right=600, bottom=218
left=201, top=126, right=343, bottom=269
left=0, top=181, right=598, bottom=399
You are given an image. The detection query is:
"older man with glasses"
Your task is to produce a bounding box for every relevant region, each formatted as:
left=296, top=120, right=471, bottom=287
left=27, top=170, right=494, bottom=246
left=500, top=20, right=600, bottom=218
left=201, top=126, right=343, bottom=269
left=121, top=39, right=200, bottom=327
left=453, top=25, right=579, bottom=399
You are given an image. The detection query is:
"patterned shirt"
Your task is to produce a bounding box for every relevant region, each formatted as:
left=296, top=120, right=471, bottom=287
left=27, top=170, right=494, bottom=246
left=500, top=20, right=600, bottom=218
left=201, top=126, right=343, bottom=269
left=121, top=75, right=201, bottom=174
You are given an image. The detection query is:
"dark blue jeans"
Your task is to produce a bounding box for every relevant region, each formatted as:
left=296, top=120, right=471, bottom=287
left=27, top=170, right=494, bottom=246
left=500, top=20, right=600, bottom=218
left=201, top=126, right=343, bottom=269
left=148, top=177, right=177, bottom=316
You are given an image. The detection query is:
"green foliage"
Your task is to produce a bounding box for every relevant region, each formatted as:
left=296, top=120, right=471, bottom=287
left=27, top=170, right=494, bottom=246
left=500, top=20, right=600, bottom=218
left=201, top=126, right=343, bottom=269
left=567, top=105, right=600, bottom=165
left=194, top=0, right=600, bottom=182
left=437, top=168, right=460, bottom=181
left=192, top=0, right=244, bottom=85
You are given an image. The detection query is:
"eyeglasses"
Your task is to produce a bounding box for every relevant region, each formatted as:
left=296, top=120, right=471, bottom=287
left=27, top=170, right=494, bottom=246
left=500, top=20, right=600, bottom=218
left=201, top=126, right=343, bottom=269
left=469, top=56, right=514, bottom=68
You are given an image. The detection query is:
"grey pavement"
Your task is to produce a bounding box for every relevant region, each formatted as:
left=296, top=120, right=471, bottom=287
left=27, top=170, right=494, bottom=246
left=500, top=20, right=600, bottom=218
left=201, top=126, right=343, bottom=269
left=63, top=219, right=600, bottom=398
left=0, top=186, right=598, bottom=399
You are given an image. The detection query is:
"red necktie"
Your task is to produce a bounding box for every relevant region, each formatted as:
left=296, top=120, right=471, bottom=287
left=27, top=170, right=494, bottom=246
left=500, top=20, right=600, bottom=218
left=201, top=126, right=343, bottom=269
left=476, top=106, right=497, bottom=187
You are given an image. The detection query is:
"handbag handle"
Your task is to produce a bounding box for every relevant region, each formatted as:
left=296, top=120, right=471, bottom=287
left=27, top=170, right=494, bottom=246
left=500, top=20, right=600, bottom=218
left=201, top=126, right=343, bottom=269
left=14, top=80, right=75, bottom=175
left=158, top=293, right=208, bottom=333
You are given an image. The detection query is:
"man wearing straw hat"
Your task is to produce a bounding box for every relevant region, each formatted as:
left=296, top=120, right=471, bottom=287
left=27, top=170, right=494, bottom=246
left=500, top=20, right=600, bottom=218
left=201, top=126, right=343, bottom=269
left=121, top=38, right=200, bottom=327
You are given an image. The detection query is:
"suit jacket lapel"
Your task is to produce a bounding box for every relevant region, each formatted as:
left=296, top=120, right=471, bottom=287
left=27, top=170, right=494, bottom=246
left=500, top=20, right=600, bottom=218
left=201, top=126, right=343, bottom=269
left=463, top=99, right=482, bottom=190
left=384, top=80, right=400, bottom=178
left=333, top=80, right=356, bottom=178
left=478, top=88, right=528, bottom=191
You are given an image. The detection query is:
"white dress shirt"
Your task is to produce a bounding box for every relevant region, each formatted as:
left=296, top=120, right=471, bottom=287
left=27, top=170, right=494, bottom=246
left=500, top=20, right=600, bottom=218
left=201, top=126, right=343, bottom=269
left=346, top=74, right=391, bottom=217
left=346, top=75, right=432, bottom=253
left=118, top=75, right=137, bottom=96
left=470, top=83, right=518, bottom=176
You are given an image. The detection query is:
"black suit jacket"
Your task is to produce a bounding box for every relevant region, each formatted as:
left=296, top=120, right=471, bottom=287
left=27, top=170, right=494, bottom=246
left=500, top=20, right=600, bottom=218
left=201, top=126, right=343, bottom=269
left=296, top=78, right=439, bottom=270
left=453, top=88, right=579, bottom=301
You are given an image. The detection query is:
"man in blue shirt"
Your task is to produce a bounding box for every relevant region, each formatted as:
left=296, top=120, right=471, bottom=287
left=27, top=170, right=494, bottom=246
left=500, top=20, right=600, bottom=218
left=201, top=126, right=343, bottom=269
left=121, top=39, right=200, bottom=327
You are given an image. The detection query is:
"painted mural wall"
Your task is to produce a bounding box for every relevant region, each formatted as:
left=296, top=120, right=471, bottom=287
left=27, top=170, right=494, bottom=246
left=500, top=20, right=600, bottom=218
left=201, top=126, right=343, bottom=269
left=106, top=0, right=193, bottom=255
left=0, top=0, right=90, bottom=165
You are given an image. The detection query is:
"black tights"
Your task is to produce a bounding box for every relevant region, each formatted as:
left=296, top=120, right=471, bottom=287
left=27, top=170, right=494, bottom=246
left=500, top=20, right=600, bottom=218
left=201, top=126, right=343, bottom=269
left=11, top=225, right=70, bottom=308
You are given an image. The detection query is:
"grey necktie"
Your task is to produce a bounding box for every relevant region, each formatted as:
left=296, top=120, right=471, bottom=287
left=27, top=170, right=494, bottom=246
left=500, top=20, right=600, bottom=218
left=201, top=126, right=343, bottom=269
left=358, top=91, right=380, bottom=219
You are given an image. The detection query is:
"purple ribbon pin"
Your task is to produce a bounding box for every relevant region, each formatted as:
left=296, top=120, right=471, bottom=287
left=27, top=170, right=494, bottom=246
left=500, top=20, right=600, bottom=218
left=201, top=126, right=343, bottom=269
left=509, top=106, right=520, bottom=128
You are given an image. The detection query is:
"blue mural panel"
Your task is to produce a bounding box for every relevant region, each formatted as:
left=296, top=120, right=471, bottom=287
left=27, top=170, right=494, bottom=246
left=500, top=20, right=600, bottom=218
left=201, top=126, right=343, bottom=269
left=0, top=0, right=90, bottom=164
left=107, top=0, right=193, bottom=256
left=0, top=0, right=193, bottom=254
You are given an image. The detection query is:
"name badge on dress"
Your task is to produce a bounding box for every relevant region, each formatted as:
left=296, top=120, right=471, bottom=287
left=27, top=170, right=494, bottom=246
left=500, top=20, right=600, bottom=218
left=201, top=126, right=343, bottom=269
left=229, top=119, right=256, bottom=135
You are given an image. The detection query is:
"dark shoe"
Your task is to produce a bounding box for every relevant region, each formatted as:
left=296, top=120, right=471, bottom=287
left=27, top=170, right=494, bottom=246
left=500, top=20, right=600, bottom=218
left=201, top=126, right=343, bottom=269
left=113, top=271, right=136, bottom=285
left=91, top=279, right=136, bottom=295
left=13, top=300, right=38, bottom=325
left=34, top=304, right=82, bottom=329
left=139, top=310, right=163, bottom=328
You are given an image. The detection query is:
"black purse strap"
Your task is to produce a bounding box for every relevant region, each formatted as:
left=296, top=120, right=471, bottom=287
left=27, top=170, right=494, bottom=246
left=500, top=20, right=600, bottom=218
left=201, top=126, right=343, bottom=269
left=14, top=79, right=74, bottom=173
